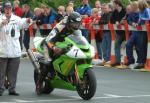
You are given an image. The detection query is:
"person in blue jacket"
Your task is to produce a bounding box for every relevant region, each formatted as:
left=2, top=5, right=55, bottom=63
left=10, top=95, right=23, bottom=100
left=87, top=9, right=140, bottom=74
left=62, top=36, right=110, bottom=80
left=132, top=0, right=149, bottom=69
left=125, top=2, right=140, bottom=68
left=75, top=0, right=92, bottom=41
left=40, top=5, right=57, bottom=37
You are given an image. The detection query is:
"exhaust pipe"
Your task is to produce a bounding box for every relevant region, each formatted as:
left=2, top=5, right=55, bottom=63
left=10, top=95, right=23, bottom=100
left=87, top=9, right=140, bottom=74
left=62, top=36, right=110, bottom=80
left=27, top=49, right=40, bottom=70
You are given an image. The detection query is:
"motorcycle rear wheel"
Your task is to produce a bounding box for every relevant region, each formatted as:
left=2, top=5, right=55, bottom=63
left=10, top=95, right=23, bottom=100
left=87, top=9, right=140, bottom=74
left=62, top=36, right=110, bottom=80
left=76, top=69, right=96, bottom=100
left=34, top=69, right=54, bottom=94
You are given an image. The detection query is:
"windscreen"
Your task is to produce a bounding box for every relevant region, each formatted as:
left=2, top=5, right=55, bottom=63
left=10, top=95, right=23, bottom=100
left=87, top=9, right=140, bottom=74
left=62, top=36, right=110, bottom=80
left=68, top=35, right=88, bottom=45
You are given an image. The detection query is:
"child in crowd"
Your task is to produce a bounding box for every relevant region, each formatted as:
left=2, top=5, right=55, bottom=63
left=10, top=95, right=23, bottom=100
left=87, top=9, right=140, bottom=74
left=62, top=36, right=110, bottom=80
left=56, top=6, right=66, bottom=22
left=125, top=1, right=140, bottom=68
left=95, top=0, right=102, bottom=16
left=66, top=6, right=74, bottom=16
left=130, top=0, right=148, bottom=69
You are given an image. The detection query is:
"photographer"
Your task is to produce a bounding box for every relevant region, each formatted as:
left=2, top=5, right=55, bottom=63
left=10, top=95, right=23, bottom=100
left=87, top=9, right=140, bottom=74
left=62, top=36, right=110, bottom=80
left=0, top=1, right=31, bottom=96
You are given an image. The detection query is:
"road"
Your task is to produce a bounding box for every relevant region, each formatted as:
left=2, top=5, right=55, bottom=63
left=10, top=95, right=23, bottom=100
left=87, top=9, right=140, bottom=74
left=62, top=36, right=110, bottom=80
left=0, top=59, right=150, bottom=103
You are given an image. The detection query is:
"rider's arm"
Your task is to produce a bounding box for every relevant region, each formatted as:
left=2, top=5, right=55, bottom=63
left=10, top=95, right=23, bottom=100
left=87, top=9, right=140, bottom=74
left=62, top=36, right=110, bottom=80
left=45, top=17, right=67, bottom=48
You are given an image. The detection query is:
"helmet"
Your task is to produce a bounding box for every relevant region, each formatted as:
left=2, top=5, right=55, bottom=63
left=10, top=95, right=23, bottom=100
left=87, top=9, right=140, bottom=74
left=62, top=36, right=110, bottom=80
left=67, top=12, right=82, bottom=30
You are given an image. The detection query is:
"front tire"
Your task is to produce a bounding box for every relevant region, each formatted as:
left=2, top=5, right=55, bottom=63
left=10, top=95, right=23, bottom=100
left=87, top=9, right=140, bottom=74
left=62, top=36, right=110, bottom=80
left=76, top=69, right=96, bottom=100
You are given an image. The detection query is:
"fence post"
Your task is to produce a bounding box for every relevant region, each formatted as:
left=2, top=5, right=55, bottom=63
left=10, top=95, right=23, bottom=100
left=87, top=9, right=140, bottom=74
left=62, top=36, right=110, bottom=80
left=29, top=24, right=33, bottom=37
left=29, top=24, right=35, bottom=52
left=108, top=22, right=116, bottom=65
left=145, top=21, right=150, bottom=71
left=123, top=20, right=129, bottom=65
left=90, top=25, right=99, bottom=59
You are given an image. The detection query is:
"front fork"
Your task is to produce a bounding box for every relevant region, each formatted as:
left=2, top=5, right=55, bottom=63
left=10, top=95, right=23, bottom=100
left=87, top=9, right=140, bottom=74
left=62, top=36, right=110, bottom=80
left=74, top=64, right=92, bottom=84
left=74, top=64, right=83, bottom=84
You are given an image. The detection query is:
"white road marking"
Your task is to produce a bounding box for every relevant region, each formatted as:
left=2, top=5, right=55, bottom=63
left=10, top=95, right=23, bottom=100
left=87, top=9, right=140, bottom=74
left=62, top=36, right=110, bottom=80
left=0, top=94, right=150, bottom=103
left=104, top=94, right=122, bottom=97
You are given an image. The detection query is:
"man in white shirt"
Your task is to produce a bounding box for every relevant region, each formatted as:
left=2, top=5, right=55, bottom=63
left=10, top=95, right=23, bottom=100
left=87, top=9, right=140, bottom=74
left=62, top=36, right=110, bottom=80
left=0, top=0, right=31, bottom=96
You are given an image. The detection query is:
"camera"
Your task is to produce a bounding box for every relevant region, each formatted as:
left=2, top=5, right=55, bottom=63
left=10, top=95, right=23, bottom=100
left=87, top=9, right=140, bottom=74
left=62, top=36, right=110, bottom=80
left=11, top=28, right=15, bottom=37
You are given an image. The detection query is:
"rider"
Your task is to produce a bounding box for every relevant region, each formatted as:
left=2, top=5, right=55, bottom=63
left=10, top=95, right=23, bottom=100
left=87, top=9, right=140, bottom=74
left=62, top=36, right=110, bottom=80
left=36, top=12, right=82, bottom=94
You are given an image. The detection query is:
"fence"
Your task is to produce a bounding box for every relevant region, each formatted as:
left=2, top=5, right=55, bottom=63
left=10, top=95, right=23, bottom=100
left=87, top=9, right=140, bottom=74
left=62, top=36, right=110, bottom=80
left=28, top=20, right=150, bottom=71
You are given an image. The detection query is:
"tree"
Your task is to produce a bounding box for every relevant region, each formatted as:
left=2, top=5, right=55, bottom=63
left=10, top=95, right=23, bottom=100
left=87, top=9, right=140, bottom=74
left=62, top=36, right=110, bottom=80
left=19, top=0, right=133, bottom=11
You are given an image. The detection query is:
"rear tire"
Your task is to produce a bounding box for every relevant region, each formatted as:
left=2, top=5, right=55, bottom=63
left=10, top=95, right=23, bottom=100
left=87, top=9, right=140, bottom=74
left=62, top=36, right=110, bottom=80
left=42, top=80, right=54, bottom=94
left=76, top=69, right=96, bottom=100
left=34, top=69, right=54, bottom=94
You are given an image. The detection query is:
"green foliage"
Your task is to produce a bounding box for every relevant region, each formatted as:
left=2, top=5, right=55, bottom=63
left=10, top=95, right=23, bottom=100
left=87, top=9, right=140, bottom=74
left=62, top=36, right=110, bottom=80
left=121, top=0, right=131, bottom=6
left=19, top=0, right=134, bottom=11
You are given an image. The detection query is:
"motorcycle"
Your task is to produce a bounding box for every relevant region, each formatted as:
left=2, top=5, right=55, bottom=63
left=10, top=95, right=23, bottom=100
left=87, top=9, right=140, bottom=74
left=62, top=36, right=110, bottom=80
left=28, top=30, right=97, bottom=100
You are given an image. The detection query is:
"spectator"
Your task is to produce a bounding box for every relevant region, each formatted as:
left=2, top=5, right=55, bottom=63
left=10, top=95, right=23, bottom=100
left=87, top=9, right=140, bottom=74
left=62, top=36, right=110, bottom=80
left=32, top=7, right=45, bottom=26
left=22, top=4, right=34, bottom=51
left=40, top=4, right=57, bottom=37
left=76, top=0, right=92, bottom=18
left=110, top=0, right=126, bottom=67
left=0, top=5, right=2, bottom=15
left=129, top=0, right=149, bottom=69
left=76, top=0, right=92, bottom=42
left=13, top=0, right=22, bottom=17
left=95, top=0, right=102, bottom=16
left=90, top=8, right=102, bottom=60
left=146, top=0, right=150, bottom=7
left=0, top=0, right=31, bottom=96
left=68, top=1, right=74, bottom=8
left=56, top=5, right=66, bottom=23
left=125, top=1, right=140, bottom=68
left=13, top=0, right=23, bottom=50
left=99, top=3, right=112, bottom=66
left=126, top=4, right=132, bottom=15
left=66, top=6, right=74, bottom=16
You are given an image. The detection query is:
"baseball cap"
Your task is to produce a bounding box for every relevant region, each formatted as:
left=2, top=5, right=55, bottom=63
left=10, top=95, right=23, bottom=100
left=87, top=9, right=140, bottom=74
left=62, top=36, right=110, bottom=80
left=3, top=1, right=12, bottom=8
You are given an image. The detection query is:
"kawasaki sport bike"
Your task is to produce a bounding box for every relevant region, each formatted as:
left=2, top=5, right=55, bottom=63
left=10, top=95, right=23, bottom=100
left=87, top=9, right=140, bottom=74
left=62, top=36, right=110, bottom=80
left=28, top=30, right=97, bottom=100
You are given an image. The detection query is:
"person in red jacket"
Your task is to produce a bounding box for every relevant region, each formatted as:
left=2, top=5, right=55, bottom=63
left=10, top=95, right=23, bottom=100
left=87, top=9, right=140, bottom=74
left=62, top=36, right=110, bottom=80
left=90, top=8, right=102, bottom=60
left=13, top=0, right=22, bottom=17
left=13, top=0, right=23, bottom=50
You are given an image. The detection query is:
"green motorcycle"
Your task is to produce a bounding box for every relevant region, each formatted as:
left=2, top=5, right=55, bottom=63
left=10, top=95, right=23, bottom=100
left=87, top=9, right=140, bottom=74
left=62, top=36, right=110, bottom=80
left=28, top=31, right=96, bottom=100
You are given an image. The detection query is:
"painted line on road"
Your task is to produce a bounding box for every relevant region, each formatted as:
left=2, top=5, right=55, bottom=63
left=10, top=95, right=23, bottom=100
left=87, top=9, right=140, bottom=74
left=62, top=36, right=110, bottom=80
left=104, top=93, right=122, bottom=97
left=71, top=94, right=150, bottom=99
left=101, top=94, right=150, bottom=99
left=1, top=94, right=150, bottom=103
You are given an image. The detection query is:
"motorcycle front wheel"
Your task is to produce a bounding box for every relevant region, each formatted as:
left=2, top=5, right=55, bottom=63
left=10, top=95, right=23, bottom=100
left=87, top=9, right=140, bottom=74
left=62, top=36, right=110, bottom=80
left=76, top=69, right=97, bottom=100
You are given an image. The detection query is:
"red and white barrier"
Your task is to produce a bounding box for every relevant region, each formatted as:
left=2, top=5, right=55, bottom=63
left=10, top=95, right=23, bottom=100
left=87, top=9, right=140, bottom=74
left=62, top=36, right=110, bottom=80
left=28, top=21, right=150, bottom=71
left=90, top=26, right=99, bottom=59
left=108, top=22, right=116, bottom=65
left=145, top=21, right=150, bottom=71
left=122, top=20, right=129, bottom=65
